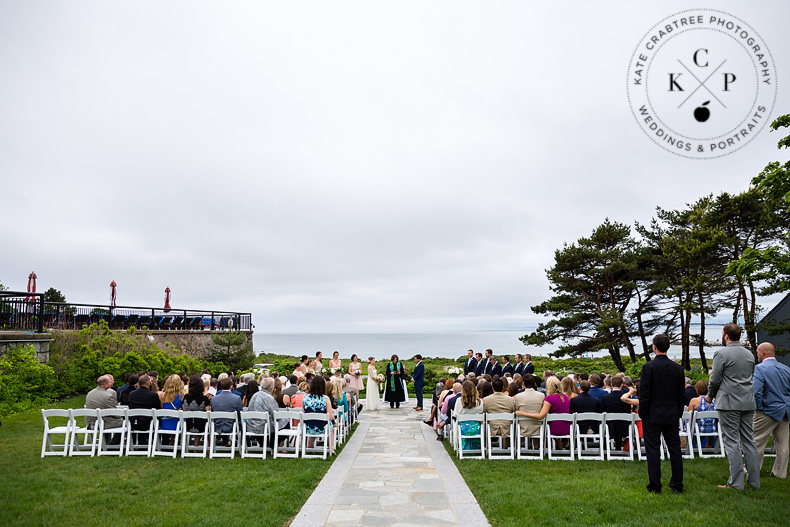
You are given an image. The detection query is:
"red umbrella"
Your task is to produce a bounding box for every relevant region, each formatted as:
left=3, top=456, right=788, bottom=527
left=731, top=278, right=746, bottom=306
left=110, top=281, right=117, bottom=307
left=25, top=271, right=37, bottom=302
left=164, top=287, right=171, bottom=313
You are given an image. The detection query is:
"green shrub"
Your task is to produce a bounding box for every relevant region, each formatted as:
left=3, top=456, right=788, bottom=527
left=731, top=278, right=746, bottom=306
left=0, top=344, right=57, bottom=416
left=48, top=321, right=226, bottom=394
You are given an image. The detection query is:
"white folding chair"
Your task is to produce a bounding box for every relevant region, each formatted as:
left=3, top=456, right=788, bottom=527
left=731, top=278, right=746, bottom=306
left=125, top=409, right=155, bottom=457
left=209, top=411, right=238, bottom=459
left=694, top=410, right=725, bottom=458
left=41, top=409, right=71, bottom=457
left=679, top=410, right=695, bottom=459
left=152, top=409, right=183, bottom=458
left=302, top=413, right=332, bottom=459
left=335, top=406, right=347, bottom=449
left=516, top=416, right=545, bottom=460
left=575, top=412, right=605, bottom=461
left=456, top=414, right=486, bottom=459
left=68, top=409, right=100, bottom=456
left=486, top=413, right=515, bottom=460
left=97, top=408, right=127, bottom=456
left=181, top=411, right=210, bottom=458
left=604, top=413, right=635, bottom=461
left=240, top=411, right=270, bottom=459
left=274, top=411, right=303, bottom=458
left=545, top=414, right=575, bottom=460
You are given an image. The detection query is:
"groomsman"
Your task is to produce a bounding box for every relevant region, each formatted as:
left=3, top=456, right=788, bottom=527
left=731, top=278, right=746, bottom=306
left=412, top=355, right=425, bottom=411
left=524, top=354, right=535, bottom=375
left=463, top=349, right=477, bottom=376
left=513, top=354, right=525, bottom=377
left=502, top=355, right=514, bottom=377
left=474, top=352, right=486, bottom=377
left=484, top=355, right=502, bottom=377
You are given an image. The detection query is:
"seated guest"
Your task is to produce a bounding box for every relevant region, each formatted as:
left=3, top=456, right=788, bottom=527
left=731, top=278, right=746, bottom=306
left=86, top=375, right=123, bottom=444
left=433, top=379, right=456, bottom=428
left=210, top=377, right=242, bottom=446
left=303, top=376, right=335, bottom=453
left=517, top=376, right=571, bottom=448
left=570, top=380, right=601, bottom=434
left=115, top=373, right=133, bottom=403
left=283, top=375, right=299, bottom=398
left=454, top=380, right=484, bottom=450
left=683, top=377, right=698, bottom=407
left=119, top=374, right=139, bottom=405
left=507, top=381, right=519, bottom=398
left=561, top=376, right=579, bottom=399
left=588, top=374, right=607, bottom=402
left=687, top=379, right=717, bottom=448
left=236, top=372, right=255, bottom=400
left=159, top=375, right=184, bottom=434
left=601, top=375, right=632, bottom=449
left=437, top=382, right=464, bottom=440
left=127, top=375, right=162, bottom=435
left=183, top=376, right=211, bottom=444
left=515, top=375, right=545, bottom=443
left=483, top=378, right=516, bottom=446
left=273, top=378, right=291, bottom=408
left=242, top=380, right=259, bottom=407
left=247, top=377, right=288, bottom=446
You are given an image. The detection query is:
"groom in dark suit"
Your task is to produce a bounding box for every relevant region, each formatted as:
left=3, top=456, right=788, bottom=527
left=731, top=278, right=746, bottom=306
left=412, top=355, right=425, bottom=411
left=640, top=333, right=685, bottom=493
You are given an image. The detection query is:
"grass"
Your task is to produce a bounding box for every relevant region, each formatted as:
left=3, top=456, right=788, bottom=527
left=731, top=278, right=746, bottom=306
left=0, top=396, right=344, bottom=527
left=445, top=442, right=790, bottom=527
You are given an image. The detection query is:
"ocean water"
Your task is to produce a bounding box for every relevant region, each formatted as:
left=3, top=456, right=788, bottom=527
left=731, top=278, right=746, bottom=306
left=253, top=329, right=723, bottom=361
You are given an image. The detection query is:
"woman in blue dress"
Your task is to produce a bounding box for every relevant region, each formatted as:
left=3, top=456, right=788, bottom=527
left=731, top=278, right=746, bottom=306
left=159, top=375, right=184, bottom=444
left=687, top=380, right=717, bottom=448
left=303, top=376, right=335, bottom=454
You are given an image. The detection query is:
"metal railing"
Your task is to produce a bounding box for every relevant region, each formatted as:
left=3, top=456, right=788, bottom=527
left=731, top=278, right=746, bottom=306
left=0, top=291, right=251, bottom=333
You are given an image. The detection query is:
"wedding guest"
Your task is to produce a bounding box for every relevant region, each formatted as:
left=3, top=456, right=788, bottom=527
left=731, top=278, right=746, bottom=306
left=273, top=378, right=291, bottom=408
left=687, top=380, right=717, bottom=448
left=518, top=376, right=570, bottom=448
left=303, top=376, right=335, bottom=454
left=455, top=380, right=484, bottom=450
left=515, top=375, right=545, bottom=445
left=183, top=376, right=210, bottom=445
left=159, top=375, right=184, bottom=435
left=483, top=378, right=516, bottom=446
left=242, top=380, right=259, bottom=408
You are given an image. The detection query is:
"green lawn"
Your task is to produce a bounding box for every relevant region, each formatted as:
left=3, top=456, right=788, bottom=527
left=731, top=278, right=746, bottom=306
left=446, top=443, right=790, bottom=527
left=0, top=396, right=343, bottom=527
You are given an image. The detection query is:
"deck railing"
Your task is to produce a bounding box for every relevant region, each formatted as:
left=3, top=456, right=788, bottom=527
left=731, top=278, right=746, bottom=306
left=0, top=291, right=251, bottom=333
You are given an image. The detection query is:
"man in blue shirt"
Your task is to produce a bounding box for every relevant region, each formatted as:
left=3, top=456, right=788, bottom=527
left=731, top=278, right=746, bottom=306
left=588, top=373, right=608, bottom=402
left=753, top=342, right=790, bottom=479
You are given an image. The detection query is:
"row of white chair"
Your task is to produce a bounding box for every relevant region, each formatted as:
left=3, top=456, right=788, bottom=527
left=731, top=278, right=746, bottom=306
left=447, top=410, right=725, bottom=460
left=41, top=406, right=354, bottom=460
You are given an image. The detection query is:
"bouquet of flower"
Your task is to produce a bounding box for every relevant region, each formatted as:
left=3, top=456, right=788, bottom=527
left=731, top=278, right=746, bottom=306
left=448, top=366, right=462, bottom=376
left=354, top=369, right=361, bottom=376
left=330, top=368, right=337, bottom=375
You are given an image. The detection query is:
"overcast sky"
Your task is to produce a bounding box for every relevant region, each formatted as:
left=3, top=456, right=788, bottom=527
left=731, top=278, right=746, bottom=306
left=1, top=1, right=788, bottom=332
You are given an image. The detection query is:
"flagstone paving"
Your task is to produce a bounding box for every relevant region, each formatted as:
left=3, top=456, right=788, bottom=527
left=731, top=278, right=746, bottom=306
left=290, top=403, right=489, bottom=527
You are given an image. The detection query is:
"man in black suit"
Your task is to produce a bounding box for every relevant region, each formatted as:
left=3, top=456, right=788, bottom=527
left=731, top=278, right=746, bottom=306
left=570, top=380, right=602, bottom=434
left=127, top=374, right=162, bottom=439
left=474, top=352, right=486, bottom=377
left=463, top=349, right=477, bottom=376
left=683, top=377, right=698, bottom=406
left=640, top=333, right=685, bottom=493
left=501, top=355, right=514, bottom=377
left=523, top=354, right=535, bottom=375
left=601, top=375, right=632, bottom=449
left=513, top=354, right=525, bottom=377
left=484, top=356, right=502, bottom=377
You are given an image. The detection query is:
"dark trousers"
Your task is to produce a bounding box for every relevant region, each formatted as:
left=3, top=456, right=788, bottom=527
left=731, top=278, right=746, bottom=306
left=415, top=384, right=424, bottom=408
left=644, top=421, right=684, bottom=493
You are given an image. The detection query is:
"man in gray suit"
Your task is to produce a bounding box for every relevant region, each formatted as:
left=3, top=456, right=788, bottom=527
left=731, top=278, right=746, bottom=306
left=707, top=323, right=761, bottom=490
left=752, top=342, right=790, bottom=479
left=85, top=375, right=121, bottom=430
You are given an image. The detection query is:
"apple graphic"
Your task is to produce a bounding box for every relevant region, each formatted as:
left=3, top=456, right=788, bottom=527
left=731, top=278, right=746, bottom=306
left=694, top=101, right=711, bottom=123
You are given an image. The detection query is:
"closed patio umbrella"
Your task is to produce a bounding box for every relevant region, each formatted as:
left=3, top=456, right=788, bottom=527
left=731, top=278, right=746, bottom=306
left=110, top=281, right=117, bottom=307
left=164, top=287, right=171, bottom=313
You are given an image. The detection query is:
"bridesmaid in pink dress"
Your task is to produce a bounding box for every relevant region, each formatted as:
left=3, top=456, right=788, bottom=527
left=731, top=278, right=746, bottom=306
left=348, top=354, right=364, bottom=391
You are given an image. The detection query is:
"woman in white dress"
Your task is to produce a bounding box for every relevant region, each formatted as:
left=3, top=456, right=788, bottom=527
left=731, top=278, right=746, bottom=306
left=366, top=357, right=380, bottom=411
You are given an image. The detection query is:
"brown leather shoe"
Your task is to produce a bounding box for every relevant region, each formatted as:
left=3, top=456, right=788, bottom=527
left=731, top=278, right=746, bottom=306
left=414, top=407, right=423, bottom=411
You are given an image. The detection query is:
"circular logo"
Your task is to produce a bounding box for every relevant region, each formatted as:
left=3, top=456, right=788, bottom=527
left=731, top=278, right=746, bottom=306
left=627, top=10, right=777, bottom=159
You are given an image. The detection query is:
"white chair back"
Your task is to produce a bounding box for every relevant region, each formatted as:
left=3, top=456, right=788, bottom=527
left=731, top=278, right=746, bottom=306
left=41, top=409, right=71, bottom=457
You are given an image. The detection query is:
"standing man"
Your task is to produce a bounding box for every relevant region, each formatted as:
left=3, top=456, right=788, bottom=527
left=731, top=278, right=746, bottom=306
left=523, top=354, right=535, bottom=375
left=640, top=334, right=685, bottom=494
left=752, top=342, right=790, bottom=479
left=485, top=355, right=502, bottom=377
left=707, top=323, right=761, bottom=490
left=463, top=349, right=477, bottom=376
left=473, top=352, right=486, bottom=377
left=412, top=355, right=425, bottom=411
left=501, top=355, right=514, bottom=377
left=513, top=354, right=525, bottom=377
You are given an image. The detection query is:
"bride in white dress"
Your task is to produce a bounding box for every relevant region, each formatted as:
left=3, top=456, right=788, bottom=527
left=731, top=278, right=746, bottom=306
left=366, top=357, right=380, bottom=411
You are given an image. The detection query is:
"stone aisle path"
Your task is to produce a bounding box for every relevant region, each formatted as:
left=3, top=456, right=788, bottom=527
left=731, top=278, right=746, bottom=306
left=290, top=403, right=489, bottom=527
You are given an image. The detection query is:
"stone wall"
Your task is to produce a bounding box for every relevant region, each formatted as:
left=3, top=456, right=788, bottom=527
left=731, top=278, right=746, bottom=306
left=0, top=332, right=53, bottom=362
left=147, top=330, right=254, bottom=359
